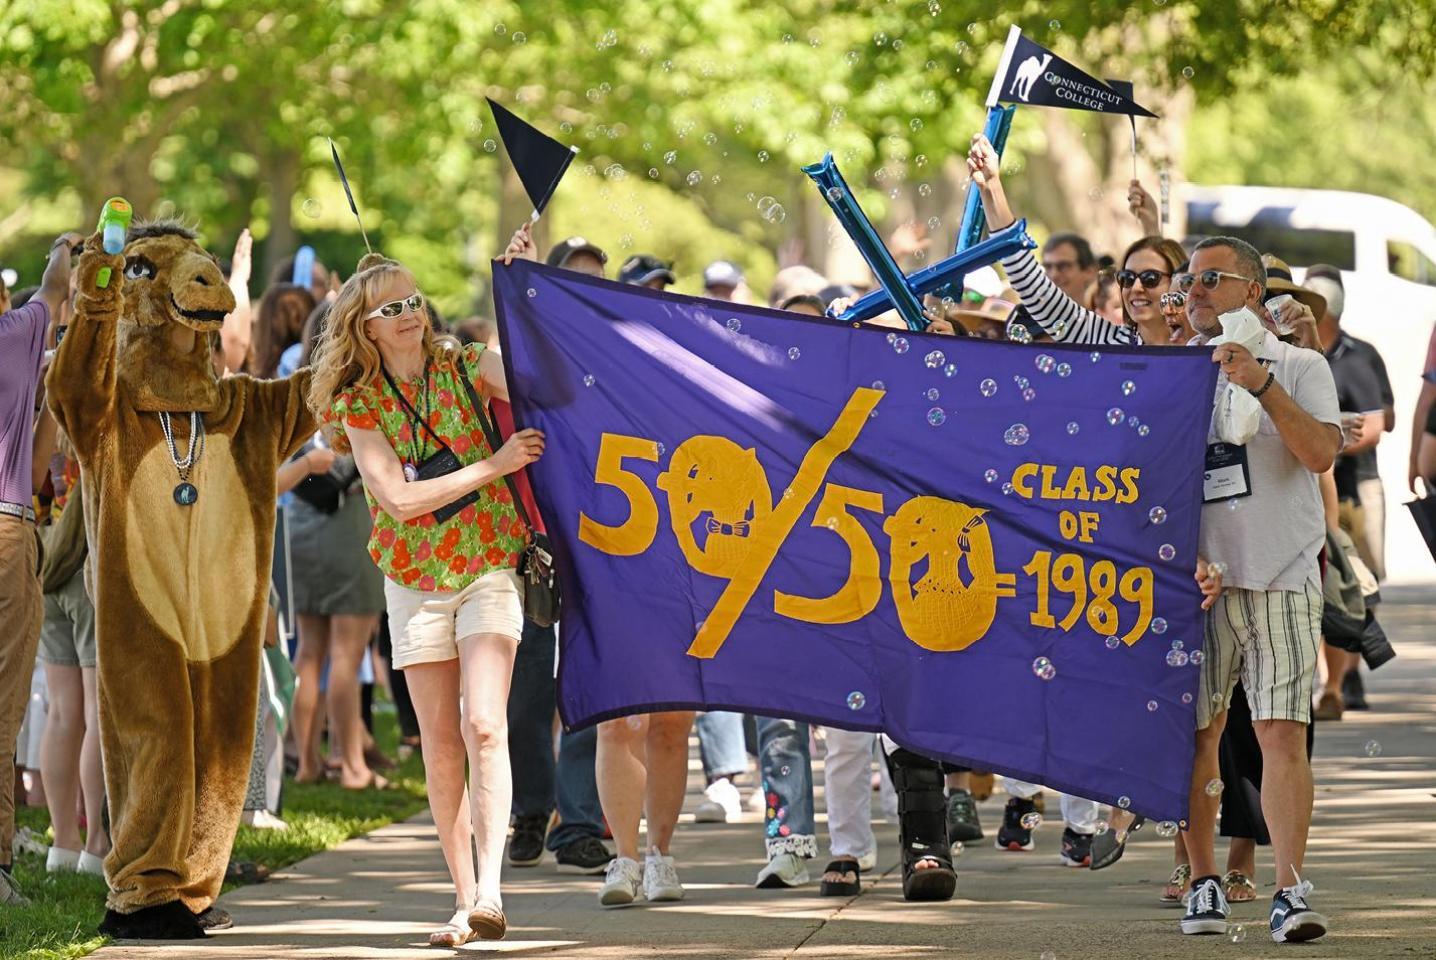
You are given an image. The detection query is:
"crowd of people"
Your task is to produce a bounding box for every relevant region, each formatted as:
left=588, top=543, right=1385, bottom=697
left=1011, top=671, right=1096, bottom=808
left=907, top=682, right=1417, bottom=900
left=0, top=127, right=1423, bottom=949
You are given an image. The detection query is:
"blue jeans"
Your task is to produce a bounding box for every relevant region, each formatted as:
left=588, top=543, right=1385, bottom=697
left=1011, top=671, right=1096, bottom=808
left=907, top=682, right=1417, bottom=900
left=506, top=620, right=603, bottom=850
left=756, top=717, right=816, bottom=859
left=695, top=711, right=747, bottom=781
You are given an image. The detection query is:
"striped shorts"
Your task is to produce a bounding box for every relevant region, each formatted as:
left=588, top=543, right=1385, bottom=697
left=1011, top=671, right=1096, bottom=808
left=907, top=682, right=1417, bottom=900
left=1196, top=581, right=1323, bottom=730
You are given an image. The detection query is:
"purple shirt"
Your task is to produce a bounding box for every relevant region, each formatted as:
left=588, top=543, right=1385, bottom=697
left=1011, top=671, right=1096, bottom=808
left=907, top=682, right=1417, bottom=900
left=0, top=299, right=49, bottom=506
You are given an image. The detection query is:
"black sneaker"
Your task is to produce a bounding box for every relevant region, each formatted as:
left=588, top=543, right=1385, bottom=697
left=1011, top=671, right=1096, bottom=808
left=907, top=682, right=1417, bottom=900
left=1270, top=884, right=1328, bottom=943
left=1342, top=668, right=1369, bottom=710
left=555, top=835, right=616, bottom=875
left=1180, top=875, right=1230, bottom=935
left=995, top=797, right=1036, bottom=852
left=507, top=813, right=549, bottom=867
left=1058, top=827, right=1092, bottom=867
left=946, top=789, right=984, bottom=842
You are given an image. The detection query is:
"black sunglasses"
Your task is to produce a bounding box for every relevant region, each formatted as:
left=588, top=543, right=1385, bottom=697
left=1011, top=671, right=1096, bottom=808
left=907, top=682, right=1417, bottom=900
left=1116, top=268, right=1171, bottom=289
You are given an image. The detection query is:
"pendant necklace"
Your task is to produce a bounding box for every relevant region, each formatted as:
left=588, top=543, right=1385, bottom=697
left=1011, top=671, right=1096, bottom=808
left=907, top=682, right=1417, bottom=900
left=158, top=411, right=205, bottom=506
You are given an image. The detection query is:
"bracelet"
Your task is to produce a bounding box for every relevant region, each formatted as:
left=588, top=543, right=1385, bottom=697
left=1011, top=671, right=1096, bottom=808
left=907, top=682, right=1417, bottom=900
left=1249, top=371, right=1276, bottom=399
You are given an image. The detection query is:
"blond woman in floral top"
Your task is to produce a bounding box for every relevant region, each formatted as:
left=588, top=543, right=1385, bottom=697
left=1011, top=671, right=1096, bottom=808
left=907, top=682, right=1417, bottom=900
left=309, top=254, right=544, bottom=946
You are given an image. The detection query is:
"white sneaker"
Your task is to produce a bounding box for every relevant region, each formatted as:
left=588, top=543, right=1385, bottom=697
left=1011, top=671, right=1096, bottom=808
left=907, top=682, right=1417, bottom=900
left=693, top=777, right=742, bottom=823
left=856, top=849, right=878, bottom=872
left=755, top=852, right=811, bottom=888
left=77, top=851, right=106, bottom=877
left=643, top=849, right=685, bottom=902
left=598, top=856, right=643, bottom=907
left=242, top=809, right=290, bottom=831
left=46, top=847, right=81, bottom=873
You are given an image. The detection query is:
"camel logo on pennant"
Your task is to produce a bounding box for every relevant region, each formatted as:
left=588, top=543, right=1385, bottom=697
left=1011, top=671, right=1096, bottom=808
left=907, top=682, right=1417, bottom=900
left=1008, top=52, right=1052, bottom=102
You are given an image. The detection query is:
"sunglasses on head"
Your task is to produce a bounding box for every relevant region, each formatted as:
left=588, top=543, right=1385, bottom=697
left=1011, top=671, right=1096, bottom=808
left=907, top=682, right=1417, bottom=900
left=366, top=292, right=425, bottom=320
left=1174, top=270, right=1254, bottom=293
left=1116, top=268, right=1171, bottom=289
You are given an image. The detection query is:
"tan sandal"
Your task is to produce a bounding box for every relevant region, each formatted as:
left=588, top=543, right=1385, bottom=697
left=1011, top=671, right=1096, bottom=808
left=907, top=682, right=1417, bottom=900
left=1223, top=869, right=1258, bottom=902
left=467, top=898, right=507, bottom=940
left=1161, top=863, right=1192, bottom=903
left=429, top=908, right=475, bottom=947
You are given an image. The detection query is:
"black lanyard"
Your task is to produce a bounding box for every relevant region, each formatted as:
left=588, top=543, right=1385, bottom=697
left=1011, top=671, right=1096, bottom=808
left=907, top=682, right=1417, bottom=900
left=380, top=361, right=443, bottom=467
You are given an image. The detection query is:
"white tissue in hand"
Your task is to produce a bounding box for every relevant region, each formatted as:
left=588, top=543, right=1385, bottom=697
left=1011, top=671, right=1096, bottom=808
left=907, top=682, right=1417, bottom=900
left=1210, top=307, right=1266, bottom=445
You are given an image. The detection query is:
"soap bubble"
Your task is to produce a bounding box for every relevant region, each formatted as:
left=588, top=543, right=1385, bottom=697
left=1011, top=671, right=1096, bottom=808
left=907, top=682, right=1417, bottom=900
left=1149, top=506, right=1168, bottom=524
left=1181, top=692, right=1193, bottom=704
left=1003, top=423, right=1030, bottom=446
left=483, top=139, right=497, bottom=153
left=1066, top=422, right=1080, bottom=435
left=1171, top=640, right=1184, bottom=650
left=301, top=197, right=322, bottom=219
left=925, top=350, right=946, bottom=369
left=892, top=337, right=909, bottom=354
left=1106, top=407, right=1125, bottom=426
left=979, top=379, right=997, bottom=397
left=1138, top=424, right=1151, bottom=437
left=925, top=387, right=940, bottom=401
left=758, top=149, right=770, bottom=163
left=1151, top=618, right=1168, bottom=634
left=780, top=765, right=791, bottom=776
left=1159, top=544, right=1176, bottom=561
left=872, top=379, right=886, bottom=390
left=1105, top=636, right=1121, bottom=650
left=1001, top=481, right=1014, bottom=495
left=526, top=288, right=537, bottom=298
left=1022, top=387, right=1036, bottom=402
left=1204, top=778, right=1223, bottom=796
left=826, top=186, right=843, bottom=201
left=582, top=374, right=596, bottom=387
left=1156, top=821, right=1179, bottom=838
left=686, top=171, right=703, bottom=187
left=762, top=202, right=787, bottom=224
left=1364, top=739, right=1382, bottom=757
left=1056, top=362, right=1072, bottom=377
left=664, top=150, right=678, bottom=165
left=926, top=407, right=947, bottom=427
left=1117, top=796, right=1131, bottom=809
left=984, top=469, right=999, bottom=483
left=1182, top=65, right=1196, bottom=80
left=1147, top=700, right=1159, bottom=712
left=1090, top=351, right=1102, bottom=363
left=1228, top=924, right=1246, bottom=943
left=493, top=22, right=507, bottom=35
left=512, top=31, right=526, bottom=44
left=1049, top=18, right=1062, bottom=30
left=1021, top=812, right=1044, bottom=829
left=1166, top=649, right=1189, bottom=667
left=726, top=318, right=742, bottom=333
left=886, top=332, right=897, bottom=344
left=1031, top=657, right=1056, bottom=680
left=656, top=442, right=666, bottom=457
left=1013, top=375, right=1030, bottom=389
left=1121, top=380, right=1137, bottom=396
left=847, top=691, right=866, bottom=710
left=1007, top=323, right=1033, bottom=344
left=944, top=363, right=957, bottom=378
left=787, top=347, right=801, bottom=360
left=1035, top=354, right=1056, bottom=374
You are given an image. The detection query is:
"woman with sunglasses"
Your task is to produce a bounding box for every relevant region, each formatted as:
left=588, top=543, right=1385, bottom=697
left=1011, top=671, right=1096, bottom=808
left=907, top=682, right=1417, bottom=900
left=966, top=134, right=1184, bottom=347
left=309, top=253, right=545, bottom=946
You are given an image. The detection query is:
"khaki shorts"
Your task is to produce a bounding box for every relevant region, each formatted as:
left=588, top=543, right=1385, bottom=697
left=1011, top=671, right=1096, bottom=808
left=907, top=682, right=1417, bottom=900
left=384, top=568, right=523, bottom=669
left=1197, top=581, right=1323, bottom=729
left=39, top=567, right=96, bottom=668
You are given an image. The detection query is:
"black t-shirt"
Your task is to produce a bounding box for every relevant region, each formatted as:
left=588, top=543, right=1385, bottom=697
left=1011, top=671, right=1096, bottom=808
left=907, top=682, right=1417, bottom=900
left=1326, top=333, right=1392, bottom=500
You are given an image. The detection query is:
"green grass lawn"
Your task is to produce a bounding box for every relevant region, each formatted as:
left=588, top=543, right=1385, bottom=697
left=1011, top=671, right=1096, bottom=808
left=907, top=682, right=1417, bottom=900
left=3, top=708, right=427, bottom=960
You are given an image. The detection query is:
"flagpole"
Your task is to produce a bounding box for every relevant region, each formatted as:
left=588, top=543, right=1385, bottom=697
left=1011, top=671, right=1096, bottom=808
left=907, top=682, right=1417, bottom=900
left=986, top=26, right=1023, bottom=107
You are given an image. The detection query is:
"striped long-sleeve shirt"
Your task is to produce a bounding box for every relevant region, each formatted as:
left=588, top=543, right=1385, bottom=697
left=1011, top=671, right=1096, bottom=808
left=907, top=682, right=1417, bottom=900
left=997, top=226, right=1139, bottom=346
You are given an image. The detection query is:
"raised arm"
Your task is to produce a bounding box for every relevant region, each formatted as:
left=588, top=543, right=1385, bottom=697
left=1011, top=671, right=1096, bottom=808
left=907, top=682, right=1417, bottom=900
left=219, top=228, right=253, bottom=375
left=967, top=135, right=1134, bottom=347
left=46, top=233, right=123, bottom=461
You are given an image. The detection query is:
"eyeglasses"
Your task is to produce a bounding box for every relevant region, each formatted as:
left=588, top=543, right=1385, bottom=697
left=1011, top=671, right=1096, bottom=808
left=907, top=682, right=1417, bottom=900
left=1159, top=292, right=1187, bottom=310
left=1042, top=259, right=1078, bottom=273
left=1116, top=268, right=1172, bottom=289
left=1174, top=270, right=1254, bottom=293
left=366, top=292, right=425, bottom=320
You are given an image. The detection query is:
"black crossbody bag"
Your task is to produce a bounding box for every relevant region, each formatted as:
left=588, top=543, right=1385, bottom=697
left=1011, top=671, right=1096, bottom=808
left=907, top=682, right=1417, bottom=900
left=458, top=358, right=561, bottom=628
left=382, top=366, right=478, bottom=525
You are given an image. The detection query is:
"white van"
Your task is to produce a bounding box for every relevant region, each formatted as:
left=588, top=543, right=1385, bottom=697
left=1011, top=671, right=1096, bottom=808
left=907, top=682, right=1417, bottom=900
left=1184, top=185, right=1436, bottom=584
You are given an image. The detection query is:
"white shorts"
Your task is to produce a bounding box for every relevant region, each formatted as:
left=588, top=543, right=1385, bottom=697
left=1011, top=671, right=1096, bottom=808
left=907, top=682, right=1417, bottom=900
left=384, top=568, right=524, bottom=669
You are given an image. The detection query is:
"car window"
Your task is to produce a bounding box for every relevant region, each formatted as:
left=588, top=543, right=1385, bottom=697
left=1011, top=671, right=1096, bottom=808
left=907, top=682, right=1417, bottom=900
left=1387, top=241, right=1436, bottom=287
left=1185, top=204, right=1356, bottom=270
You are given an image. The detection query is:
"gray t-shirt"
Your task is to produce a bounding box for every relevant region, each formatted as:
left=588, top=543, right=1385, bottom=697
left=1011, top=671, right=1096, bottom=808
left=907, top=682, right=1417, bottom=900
left=1198, top=331, right=1341, bottom=592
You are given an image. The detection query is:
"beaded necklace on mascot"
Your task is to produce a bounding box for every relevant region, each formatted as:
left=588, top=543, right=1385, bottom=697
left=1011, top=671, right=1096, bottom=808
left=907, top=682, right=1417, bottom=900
left=158, top=410, right=204, bottom=505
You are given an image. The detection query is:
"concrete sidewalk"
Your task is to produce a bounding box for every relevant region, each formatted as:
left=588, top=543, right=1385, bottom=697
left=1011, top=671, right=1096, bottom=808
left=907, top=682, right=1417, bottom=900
left=101, top=588, right=1436, bottom=959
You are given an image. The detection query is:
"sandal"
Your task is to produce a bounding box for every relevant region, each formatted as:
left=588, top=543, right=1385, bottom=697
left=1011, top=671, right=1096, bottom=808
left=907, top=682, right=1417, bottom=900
left=429, top=907, right=475, bottom=947
left=1222, top=869, right=1258, bottom=902
left=1161, top=862, right=1192, bottom=904
left=819, top=858, right=861, bottom=897
left=1090, top=815, right=1145, bottom=871
left=341, top=772, right=390, bottom=792
left=467, top=897, right=507, bottom=940
left=888, top=749, right=957, bottom=902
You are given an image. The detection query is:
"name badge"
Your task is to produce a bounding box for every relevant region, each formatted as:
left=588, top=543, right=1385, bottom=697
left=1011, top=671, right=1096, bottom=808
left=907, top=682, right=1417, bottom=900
left=1204, top=442, right=1252, bottom=503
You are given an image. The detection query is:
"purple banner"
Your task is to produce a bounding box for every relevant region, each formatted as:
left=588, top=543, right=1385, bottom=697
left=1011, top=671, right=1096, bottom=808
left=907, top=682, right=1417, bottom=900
left=494, top=259, right=1219, bottom=821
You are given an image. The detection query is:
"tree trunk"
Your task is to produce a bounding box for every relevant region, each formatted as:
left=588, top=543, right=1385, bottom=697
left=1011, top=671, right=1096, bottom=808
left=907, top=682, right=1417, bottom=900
left=261, top=148, right=300, bottom=283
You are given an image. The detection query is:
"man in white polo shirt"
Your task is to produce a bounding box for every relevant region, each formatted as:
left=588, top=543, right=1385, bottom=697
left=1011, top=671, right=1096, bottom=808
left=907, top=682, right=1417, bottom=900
left=1175, top=237, right=1342, bottom=944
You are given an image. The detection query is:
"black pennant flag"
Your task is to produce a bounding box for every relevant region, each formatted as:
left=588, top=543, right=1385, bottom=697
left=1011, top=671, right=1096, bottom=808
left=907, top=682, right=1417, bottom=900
left=486, top=98, right=578, bottom=217
left=328, top=138, right=372, bottom=254
left=988, top=27, right=1157, bottom=119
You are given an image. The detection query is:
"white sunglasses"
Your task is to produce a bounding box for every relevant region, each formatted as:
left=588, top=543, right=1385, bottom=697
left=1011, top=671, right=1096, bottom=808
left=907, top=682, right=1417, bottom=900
left=366, top=292, right=425, bottom=320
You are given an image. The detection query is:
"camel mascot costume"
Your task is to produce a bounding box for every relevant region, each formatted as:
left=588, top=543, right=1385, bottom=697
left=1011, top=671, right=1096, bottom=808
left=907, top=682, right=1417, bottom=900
left=47, top=221, right=315, bottom=939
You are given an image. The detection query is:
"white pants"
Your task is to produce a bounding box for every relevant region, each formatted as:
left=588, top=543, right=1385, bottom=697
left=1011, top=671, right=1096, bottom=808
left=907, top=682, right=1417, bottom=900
left=1000, top=777, right=1100, bottom=833
left=823, top=728, right=878, bottom=860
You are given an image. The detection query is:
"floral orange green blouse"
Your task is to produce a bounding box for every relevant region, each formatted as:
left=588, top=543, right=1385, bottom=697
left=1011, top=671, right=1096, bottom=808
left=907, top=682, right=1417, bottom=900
left=331, top=342, right=526, bottom=592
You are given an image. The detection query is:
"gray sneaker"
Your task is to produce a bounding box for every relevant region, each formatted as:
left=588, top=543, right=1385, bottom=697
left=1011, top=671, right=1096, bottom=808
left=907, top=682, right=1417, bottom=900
left=0, top=866, right=30, bottom=906
left=946, top=789, right=984, bottom=842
